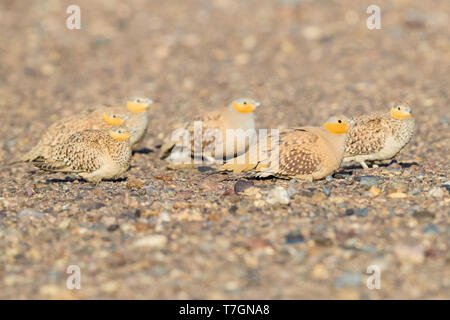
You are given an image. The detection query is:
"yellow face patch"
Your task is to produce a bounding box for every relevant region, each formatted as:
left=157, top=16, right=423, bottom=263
left=103, top=112, right=125, bottom=126
left=391, top=108, right=412, bottom=119
left=109, top=130, right=131, bottom=141
left=233, top=102, right=256, bottom=114
left=324, top=122, right=349, bottom=134
left=127, top=101, right=149, bottom=113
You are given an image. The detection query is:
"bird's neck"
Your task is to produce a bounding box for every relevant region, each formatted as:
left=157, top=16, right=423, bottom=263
left=224, top=107, right=255, bottom=129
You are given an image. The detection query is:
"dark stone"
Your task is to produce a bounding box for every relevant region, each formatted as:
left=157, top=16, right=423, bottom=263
left=229, top=205, right=238, bottom=214
left=285, top=232, right=304, bottom=244
left=345, top=208, right=354, bottom=216
left=234, top=180, right=254, bottom=193
left=79, top=201, right=106, bottom=211
left=314, top=237, right=333, bottom=247
left=441, top=182, right=450, bottom=193
left=333, top=172, right=352, bottom=179
left=412, top=210, right=435, bottom=220
left=134, top=209, right=142, bottom=219
left=107, top=224, right=120, bottom=232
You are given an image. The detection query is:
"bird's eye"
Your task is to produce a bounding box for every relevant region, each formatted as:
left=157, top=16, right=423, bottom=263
left=243, top=101, right=247, bottom=105
left=397, top=107, right=401, bottom=110
left=112, top=115, right=117, bottom=118
left=338, top=120, right=342, bottom=123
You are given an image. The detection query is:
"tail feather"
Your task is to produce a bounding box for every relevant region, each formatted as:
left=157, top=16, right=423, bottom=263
left=159, top=140, right=177, bottom=159
left=6, top=159, right=23, bottom=166
left=32, top=160, right=69, bottom=172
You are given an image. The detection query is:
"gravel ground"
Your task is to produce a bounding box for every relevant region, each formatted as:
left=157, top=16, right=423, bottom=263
left=0, top=0, right=449, bottom=299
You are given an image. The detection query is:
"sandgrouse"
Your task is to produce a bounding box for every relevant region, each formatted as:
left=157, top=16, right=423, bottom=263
left=220, top=115, right=353, bottom=181
left=21, top=111, right=129, bottom=162
left=161, top=98, right=260, bottom=163
left=32, top=127, right=135, bottom=183
left=344, top=103, right=415, bottom=169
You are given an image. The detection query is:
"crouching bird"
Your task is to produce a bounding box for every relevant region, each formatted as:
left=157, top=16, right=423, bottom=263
left=20, top=110, right=130, bottom=163
left=160, top=98, right=260, bottom=164
left=220, top=115, right=353, bottom=181
left=343, top=103, right=415, bottom=169
left=20, top=98, right=153, bottom=164
left=32, top=127, right=135, bottom=183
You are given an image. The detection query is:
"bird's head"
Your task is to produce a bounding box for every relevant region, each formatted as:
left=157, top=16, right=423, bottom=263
left=324, top=115, right=354, bottom=134
left=109, top=127, right=136, bottom=141
left=231, top=98, right=261, bottom=114
left=390, top=103, right=412, bottom=119
left=102, top=112, right=129, bottom=126
left=127, top=98, right=153, bottom=113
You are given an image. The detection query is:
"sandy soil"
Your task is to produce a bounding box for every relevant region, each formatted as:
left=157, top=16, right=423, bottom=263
left=0, top=0, right=449, bottom=299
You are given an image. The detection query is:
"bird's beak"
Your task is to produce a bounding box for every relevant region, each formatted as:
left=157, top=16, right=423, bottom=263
left=406, top=107, right=411, bottom=113
left=123, top=115, right=130, bottom=120
left=350, top=120, right=356, bottom=125
left=129, top=130, right=136, bottom=134
left=254, top=102, right=261, bottom=108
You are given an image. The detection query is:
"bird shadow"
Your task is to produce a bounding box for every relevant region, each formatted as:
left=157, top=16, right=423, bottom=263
left=132, top=148, right=154, bottom=155
left=44, top=176, right=127, bottom=184
left=44, top=176, right=77, bottom=184
left=343, top=159, right=420, bottom=170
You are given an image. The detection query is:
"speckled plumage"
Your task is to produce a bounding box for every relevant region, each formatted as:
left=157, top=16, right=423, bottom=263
left=21, top=99, right=152, bottom=162
left=32, top=129, right=132, bottom=183
left=344, top=104, right=415, bottom=169
left=220, top=115, right=351, bottom=181
left=161, top=98, right=260, bottom=163
left=21, top=112, right=117, bottom=162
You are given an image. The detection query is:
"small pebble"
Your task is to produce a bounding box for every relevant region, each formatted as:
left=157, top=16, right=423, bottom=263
left=369, top=186, right=381, bottom=196
left=359, top=175, right=382, bottom=187
left=287, top=186, right=297, bottom=197
left=266, top=186, right=290, bottom=205
left=234, top=180, right=254, bottom=194
left=126, top=177, right=144, bottom=189
left=134, top=235, right=168, bottom=248
left=389, top=192, right=408, bottom=199
left=422, top=224, right=439, bottom=234
left=334, top=272, right=362, bottom=288
left=18, top=209, right=44, bottom=219
left=355, top=207, right=369, bottom=217
left=345, top=208, right=354, bottom=216
left=322, top=187, right=331, bottom=197
left=285, top=231, right=304, bottom=244
left=428, top=187, right=444, bottom=198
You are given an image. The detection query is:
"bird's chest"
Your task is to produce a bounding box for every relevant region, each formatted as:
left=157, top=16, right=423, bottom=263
left=102, top=146, right=131, bottom=178
left=373, top=135, right=407, bottom=159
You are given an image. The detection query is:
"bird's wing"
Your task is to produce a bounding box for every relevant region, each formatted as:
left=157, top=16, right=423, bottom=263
left=254, top=128, right=323, bottom=178
left=161, top=111, right=224, bottom=159
left=189, top=112, right=224, bottom=156
left=34, top=131, right=103, bottom=173
left=345, top=115, right=386, bottom=156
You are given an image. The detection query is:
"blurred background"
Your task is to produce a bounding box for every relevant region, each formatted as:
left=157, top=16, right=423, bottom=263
left=0, top=0, right=448, bottom=299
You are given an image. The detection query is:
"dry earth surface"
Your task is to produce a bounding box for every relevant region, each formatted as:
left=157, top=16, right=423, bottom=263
left=0, top=0, right=449, bottom=299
